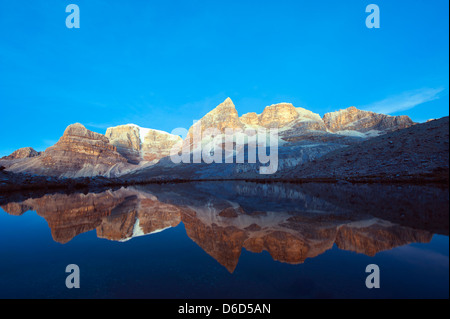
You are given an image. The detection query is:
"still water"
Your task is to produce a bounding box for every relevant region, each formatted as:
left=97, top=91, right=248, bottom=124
left=0, top=182, right=448, bottom=299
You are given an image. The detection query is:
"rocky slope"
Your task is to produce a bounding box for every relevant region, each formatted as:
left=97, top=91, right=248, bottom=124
left=284, top=116, right=449, bottom=182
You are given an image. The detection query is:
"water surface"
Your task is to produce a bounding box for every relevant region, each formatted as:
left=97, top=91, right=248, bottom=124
left=0, top=182, right=448, bottom=298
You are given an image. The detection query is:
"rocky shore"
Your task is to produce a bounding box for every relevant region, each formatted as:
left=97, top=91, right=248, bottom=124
left=0, top=166, right=126, bottom=193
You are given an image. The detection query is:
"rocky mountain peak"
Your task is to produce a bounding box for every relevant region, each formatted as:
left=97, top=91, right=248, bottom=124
left=0, top=123, right=130, bottom=178
left=323, top=107, right=415, bottom=133
left=222, top=97, right=234, bottom=106
left=240, top=103, right=324, bottom=130
left=63, top=123, right=108, bottom=141
left=259, top=103, right=299, bottom=128
left=63, top=122, right=84, bottom=133
left=240, top=112, right=259, bottom=126
left=239, top=103, right=326, bottom=135
left=187, top=98, right=244, bottom=137
left=208, top=97, right=240, bottom=118
left=1, top=147, right=40, bottom=160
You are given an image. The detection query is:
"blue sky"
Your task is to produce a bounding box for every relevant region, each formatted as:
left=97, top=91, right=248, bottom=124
left=0, top=0, right=448, bottom=156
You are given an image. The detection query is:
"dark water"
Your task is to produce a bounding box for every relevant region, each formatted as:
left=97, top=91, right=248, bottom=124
left=0, top=182, right=448, bottom=299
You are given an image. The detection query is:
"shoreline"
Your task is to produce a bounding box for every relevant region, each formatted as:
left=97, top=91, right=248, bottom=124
left=1, top=171, right=448, bottom=195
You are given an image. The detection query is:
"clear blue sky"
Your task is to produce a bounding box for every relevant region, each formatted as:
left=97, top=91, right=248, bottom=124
left=0, top=0, right=448, bottom=156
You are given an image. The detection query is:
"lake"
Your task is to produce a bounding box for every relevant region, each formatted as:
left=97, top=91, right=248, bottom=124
left=0, top=181, right=448, bottom=299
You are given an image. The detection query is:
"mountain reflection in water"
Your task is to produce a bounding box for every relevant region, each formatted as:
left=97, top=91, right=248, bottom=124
left=1, top=182, right=448, bottom=273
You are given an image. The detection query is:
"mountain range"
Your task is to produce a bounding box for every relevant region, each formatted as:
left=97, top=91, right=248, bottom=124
left=1, top=97, right=448, bottom=185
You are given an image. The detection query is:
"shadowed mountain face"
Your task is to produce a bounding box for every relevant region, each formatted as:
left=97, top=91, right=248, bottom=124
left=285, top=116, right=449, bottom=181
left=1, top=182, right=447, bottom=273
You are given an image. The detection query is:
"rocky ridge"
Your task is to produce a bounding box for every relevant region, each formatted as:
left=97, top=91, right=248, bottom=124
left=323, top=106, right=414, bottom=133
left=1, top=147, right=40, bottom=160
left=125, top=98, right=417, bottom=181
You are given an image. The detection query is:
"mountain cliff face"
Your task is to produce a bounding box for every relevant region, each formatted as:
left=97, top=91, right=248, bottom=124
left=1, top=123, right=129, bottom=178
left=323, top=106, right=415, bottom=133
left=181, top=98, right=413, bottom=150
left=239, top=102, right=412, bottom=136
left=183, top=98, right=244, bottom=151
left=196, top=97, right=244, bottom=132
left=259, top=103, right=305, bottom=128
left=323, top=106, right=414, bottom=133
left=125, top=98, right=416, bottom=181
left=1, top=123, right=183, bottom=178
left=105, top=125, right=142, bottom=164
left=1, top=97, right=419, bottom=180
left=105, top=124, right=182, bottom=164
left=47, top=123, right=122, bottom=163
left=247, top=103, right=327, bottom=131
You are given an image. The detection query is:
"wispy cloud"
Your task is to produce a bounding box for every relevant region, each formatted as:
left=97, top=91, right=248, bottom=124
left=362, top=88, right=445, bottom=114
